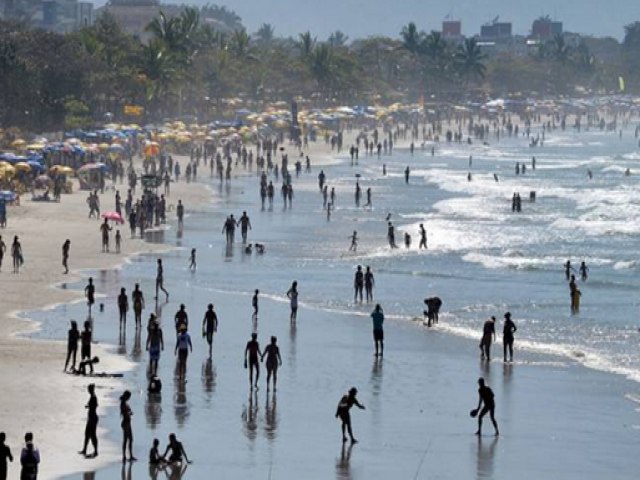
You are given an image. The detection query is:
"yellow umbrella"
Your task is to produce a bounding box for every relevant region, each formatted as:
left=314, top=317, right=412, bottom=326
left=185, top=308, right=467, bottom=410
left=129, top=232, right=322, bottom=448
left=11, top=139, right=26, bottom=149
left=98, top=143, right=110, bottom=150
left=0, top=164, right=16, bottom=175
left=49, top=165, right=74, bottom=175
left=26, top=143, right=46, bottom=151
left=13, top=162, right=31, bottom=172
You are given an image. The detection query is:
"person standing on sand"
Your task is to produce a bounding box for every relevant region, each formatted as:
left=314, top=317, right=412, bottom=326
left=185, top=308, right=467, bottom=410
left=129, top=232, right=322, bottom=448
left=371, top=304, right=384, bottom=357
left=387, top=222, right=398, bottom=249
left=80, top=320, right=93, bottom=373
left=261, top=336, right=282, bottom=391
left=286, top=281, right=299, bottom=323
left=117, top=287, right=129, bottom=329
left=202, top=304, right=218, bottom=357
left=335, top=387, right=365, bottom=443
left=176, top=200, right=184, bottom=230
left=0, top=235, right=6, bottom=272
left=0, top=432, right=13, bottom=480
left=503, top=312, right=517, bottom=363
left=175, top=325, right=192, bottom=381
left=61, top=239, right=70, bottom=274
left=472, top=378, right=499, bottom=436
left=100, top=218, right=112, bottom=253
left=11, top=236, right=22, bottom=274
left=479, top=317, right=496, bottom=361
left=155, top=259, right=169, bottom=302
left=131, top=284, right=145, bottom=328
left=19, top=432, right=39, bottom=480
left=244, top=332, right=262, bottom=389
left=146, top=315, right=164, bottom=376
left=64, top=320, right=80, bottom=372
left=119, top=391, right=136, bottom=463
left=79, top=384, right=99, bottom=458
left=84, top=278, right=95, bottom=316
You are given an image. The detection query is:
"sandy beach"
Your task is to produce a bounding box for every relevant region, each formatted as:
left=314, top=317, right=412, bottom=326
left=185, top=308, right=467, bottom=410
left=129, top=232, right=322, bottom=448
left=0, top=154, right=213, bottom=479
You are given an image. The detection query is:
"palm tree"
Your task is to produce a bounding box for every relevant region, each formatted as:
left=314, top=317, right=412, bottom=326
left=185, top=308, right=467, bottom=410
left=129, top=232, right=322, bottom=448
left=139, top=40, right=177, bottom=118
left=310, top=44, right=335, bottom=93
left=297, top=31, right=316, bottom=60
left=328, top=30, right=349, bottom=48
left=548, top=34, right=571, bottom=64
left=256, top=23, right=275, bottom=45
left=400, top=22, right=424, bottom=55
left=455, top=38, right=487, bottom=84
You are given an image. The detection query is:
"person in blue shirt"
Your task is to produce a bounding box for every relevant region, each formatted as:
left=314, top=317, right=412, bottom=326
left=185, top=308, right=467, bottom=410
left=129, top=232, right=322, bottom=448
left=371, top=304, right=384, bottom=357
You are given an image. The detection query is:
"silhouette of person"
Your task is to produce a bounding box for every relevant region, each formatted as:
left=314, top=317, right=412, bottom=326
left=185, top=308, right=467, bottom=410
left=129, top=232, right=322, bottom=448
left=335, top=387, right=365, bottom=443
left=79, top=384, right=98, bottom=458
left=244, top=333, right=262, bottom=389
left=474, top=378, right=499, bottom=436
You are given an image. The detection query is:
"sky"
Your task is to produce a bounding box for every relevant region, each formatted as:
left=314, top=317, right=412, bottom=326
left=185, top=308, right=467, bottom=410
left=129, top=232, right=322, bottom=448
left=188, top=0, right=638, bottom=40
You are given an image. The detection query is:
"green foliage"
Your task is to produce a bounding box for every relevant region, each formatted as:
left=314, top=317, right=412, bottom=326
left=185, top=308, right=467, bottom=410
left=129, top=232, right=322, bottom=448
left=0, top=14, right=634, bottom=131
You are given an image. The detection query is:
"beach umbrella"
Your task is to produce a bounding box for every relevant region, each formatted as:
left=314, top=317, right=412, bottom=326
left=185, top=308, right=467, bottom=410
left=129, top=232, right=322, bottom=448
left=49, top=165, right=74, bottom=175
left=98, top=143, right=110, bottom=150
left=26, top=143, right=46, bottom=151
left=109, top=143, right=125, bottom=153
left=0, top=190, right=16, bottom=201
left=102, top=211, right=124, bottom=224
left=11, top=139, right=26, bottom=149
left=0, top=164, right=16, bottom=176
left=13, top=162, right=32, bottom=172
left=27, top=160, right=45, bottom=172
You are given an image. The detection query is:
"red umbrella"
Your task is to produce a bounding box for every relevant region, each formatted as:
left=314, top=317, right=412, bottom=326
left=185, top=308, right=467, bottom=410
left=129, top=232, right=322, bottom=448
left=102, top=211, right=124, bottom=224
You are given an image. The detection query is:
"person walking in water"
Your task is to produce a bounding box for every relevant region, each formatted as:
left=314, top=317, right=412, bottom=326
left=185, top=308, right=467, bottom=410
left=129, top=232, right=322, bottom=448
left=387, top=222, right=398, bottom=249
left=252, top=289, right=259, bottom=321
left=371, top=304, right=384, bottom=357
left=564, top=260, right=575, bottom=281
left=244, top=333, right=262, bottom=389
left=579, top=261, right=589, bottom=281
left=335, top=387, right=365, bottom=443
left=155, top=259, right=169, bottom=302
left=472, top=378, right=499, bottom=436
left=84, top=278, right=95, bottom=316
left=64, top=320, right=80, bottom=372
left=418, top=224, right=427, bottom=249
left=364, top=266, right=375, bottom=303
left=238, top=211, right=252, bottom=243
left=119, top=391, right=136, bottom=462
left=348, top=231, right=358, bottom=252
left=79, top=384, right=99, bottom=458
left=569, top=275, right=581, bottom=314
left=286, top=281, right=299, bottom=323
left=62, top=239, right=70, bottom=274
left=146, top=316, right=164, bottom=376
left=503, top=312, right=517, bottom=363
left=354, top=266, right=364, bottom=304
left=479, top=316, right=496, bottom=361
left=188, top=248, right=196, bottom=271
left=261, top=336, right=282, bottom=391
left=202, top=304, right=218, bottom=357
left=404, top=166, right=410, bottom=184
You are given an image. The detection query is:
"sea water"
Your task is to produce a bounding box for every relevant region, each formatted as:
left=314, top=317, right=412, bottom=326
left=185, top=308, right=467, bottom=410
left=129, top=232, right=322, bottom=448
left=26, top=123, right=640, bottom=479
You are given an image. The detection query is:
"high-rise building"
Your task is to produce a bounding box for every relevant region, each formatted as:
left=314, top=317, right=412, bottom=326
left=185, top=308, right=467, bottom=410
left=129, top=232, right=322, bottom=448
left=480, top=19, right=512, bottom=39
left=442, top=20, right=461, bottom=38
left=532, top=16, right=563, bottom=39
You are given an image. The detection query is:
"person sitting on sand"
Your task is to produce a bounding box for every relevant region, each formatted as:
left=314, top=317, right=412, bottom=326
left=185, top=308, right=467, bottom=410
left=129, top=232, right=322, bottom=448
left=162, top=434, right=191, bottom=464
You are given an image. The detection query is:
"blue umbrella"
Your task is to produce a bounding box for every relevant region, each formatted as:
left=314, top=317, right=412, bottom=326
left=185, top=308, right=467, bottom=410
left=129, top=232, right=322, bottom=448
left=0, top=191, right=16, bottom=201
left=27, top=160, right=44, bottom=172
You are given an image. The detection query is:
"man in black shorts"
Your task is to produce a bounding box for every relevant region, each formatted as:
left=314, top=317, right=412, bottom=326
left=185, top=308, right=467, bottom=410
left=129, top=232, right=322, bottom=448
left=244, top=333, right=262, bottom=389
left=474, top=377, right=499, bottom=436
left=202, top=304, right=218, bottom=357
left=353, top=266, right=364, bottom=304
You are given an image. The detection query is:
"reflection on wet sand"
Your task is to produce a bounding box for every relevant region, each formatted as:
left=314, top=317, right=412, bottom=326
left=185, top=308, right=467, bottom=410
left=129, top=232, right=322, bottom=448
left=242, top=391, right=259, bottom=442
left=476, top=436, right=498, bottom=479
left=173, top=366, right=189, bottom=427
left=145, top=391, right=162, bottom=429
left=264, top=392, right=278, bottom=441
left=201, top=358, right=216, bottom=399
left=335, top=442, right=354, bottom=480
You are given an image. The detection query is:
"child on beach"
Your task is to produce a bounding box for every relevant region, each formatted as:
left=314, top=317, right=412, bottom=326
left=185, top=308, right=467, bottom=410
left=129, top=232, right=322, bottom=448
left=115, top=230, right=122, bottom=254
left=189, top=248, right=196, bottom=271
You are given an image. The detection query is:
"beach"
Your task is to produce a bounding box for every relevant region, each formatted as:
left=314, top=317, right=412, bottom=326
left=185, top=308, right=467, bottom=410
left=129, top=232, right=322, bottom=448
left=3, top=120, right=640, bottom=480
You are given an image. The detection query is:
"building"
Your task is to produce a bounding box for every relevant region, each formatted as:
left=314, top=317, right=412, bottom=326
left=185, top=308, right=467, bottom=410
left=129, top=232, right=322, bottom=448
left=442, top=20, right=461, bottom=38
left=97, top=0, right=162, bottom=40
left=1, top=0, right=93, bottom=31
left=531, top=16, right=563, bottom=39
left=480, top=18, right=512, bottom=40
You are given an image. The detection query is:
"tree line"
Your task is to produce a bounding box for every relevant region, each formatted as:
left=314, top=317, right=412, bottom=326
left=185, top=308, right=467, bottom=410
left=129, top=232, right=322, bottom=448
left=1, top=11, right=640, bottom=133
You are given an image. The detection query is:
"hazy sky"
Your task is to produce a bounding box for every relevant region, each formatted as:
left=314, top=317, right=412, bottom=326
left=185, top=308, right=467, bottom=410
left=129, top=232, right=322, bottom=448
left=188, top=0, right=638, bottom=40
